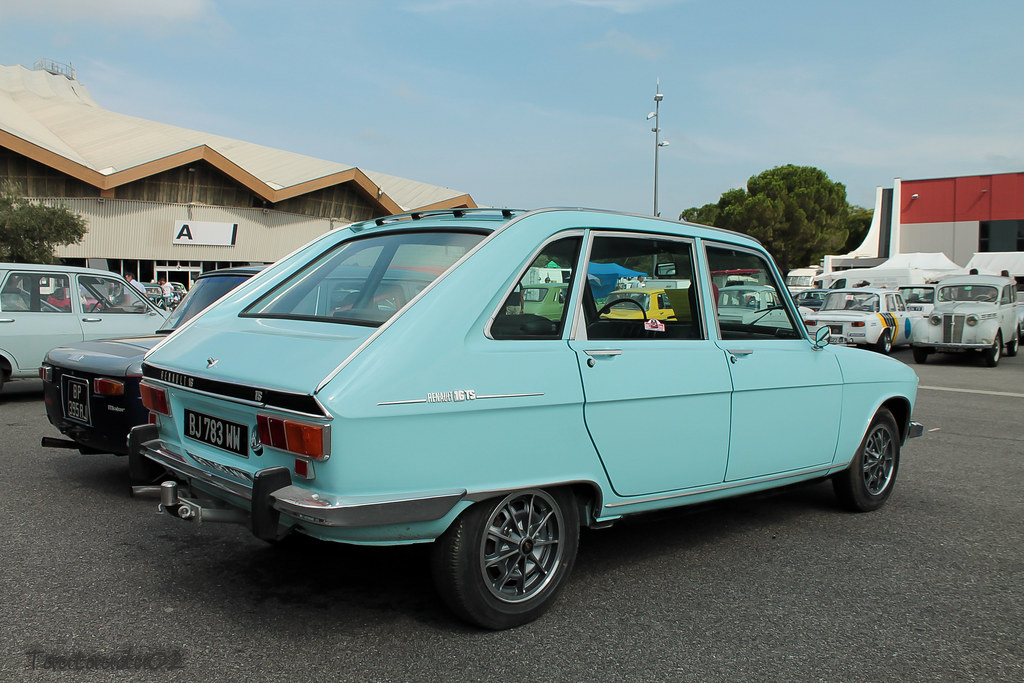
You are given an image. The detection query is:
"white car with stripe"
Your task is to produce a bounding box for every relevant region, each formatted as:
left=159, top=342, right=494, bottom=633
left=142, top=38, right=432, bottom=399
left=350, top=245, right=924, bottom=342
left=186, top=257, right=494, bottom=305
left=803, top=288, right=912, bottom=354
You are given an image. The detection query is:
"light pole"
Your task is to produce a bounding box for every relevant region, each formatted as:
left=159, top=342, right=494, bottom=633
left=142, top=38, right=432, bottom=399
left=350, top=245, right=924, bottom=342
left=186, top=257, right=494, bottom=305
left=646, top=81, right=669, bottom=217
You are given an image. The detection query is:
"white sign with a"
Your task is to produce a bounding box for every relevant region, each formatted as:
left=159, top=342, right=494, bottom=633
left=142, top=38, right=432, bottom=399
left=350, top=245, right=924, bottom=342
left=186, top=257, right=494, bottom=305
left=173, top=221, right=238, bottom=246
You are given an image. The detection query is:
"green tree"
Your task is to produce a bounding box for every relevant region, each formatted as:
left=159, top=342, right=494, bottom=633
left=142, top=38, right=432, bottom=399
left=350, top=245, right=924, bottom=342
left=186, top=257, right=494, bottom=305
left=842, top=204, right=873, bottom=254
left=0, top=184, right=88, bottom=263
left=680, top=165, right=855, bottom=275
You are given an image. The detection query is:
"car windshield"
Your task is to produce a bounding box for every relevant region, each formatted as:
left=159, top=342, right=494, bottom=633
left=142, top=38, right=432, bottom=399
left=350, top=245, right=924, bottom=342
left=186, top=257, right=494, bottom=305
left=822, top=292, right=879, bottom=312
left=900, top=287, right=934, bottom=304
left=937, top=285, right=998, bottom=303
left=159, top=272, right=257, bottom=332
left=243, top=230, right=486, bottom=326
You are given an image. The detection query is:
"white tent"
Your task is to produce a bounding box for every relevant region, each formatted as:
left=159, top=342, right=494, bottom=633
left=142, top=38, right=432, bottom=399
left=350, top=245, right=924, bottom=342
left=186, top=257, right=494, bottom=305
left=964, top=252, right=1024, bottom=277
left=817, top=252, right=965, bottom=289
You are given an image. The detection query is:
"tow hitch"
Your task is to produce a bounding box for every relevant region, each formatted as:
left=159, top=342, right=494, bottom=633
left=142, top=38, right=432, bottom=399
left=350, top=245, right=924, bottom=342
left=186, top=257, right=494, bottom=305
left=132, top=480, right=248, bottom=525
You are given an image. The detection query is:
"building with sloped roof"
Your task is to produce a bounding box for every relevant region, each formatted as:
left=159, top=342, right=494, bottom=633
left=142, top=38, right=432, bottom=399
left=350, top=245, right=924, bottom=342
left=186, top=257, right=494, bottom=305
left=0, top=61, right=476, bottom=286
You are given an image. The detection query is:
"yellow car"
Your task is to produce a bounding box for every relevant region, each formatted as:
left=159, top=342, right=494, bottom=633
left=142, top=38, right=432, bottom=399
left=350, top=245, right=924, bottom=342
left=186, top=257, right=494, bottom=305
left=601, top=287, right=694, bottom=321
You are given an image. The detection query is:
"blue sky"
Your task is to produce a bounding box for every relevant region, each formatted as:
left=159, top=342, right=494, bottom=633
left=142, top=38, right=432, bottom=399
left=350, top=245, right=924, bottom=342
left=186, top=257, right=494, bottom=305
left=2, top=0, right=1022, bottom=218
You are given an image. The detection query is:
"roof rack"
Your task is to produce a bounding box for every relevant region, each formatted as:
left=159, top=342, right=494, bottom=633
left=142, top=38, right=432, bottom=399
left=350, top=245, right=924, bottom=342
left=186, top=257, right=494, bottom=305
left=349, top=208, right=524, bottom=232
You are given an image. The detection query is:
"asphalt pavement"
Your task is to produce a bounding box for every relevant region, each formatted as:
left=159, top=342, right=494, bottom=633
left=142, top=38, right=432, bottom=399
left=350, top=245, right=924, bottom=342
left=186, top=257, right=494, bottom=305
left=1, top=349, right=1022, bottom=682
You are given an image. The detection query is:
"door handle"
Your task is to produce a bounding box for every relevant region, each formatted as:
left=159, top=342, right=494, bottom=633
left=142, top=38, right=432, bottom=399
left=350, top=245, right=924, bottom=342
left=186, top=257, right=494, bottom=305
left=727, top=349, right=754, bottom=363
left=81, top=317, right=102, bottom=322
left=0, top=318, right=14, bottom=323
left=585, top=349, right=622, bottom=357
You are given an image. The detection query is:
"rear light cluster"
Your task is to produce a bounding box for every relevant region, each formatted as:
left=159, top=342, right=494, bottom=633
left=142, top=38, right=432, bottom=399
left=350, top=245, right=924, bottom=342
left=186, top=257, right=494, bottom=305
left=140, top=382, right=170, bottom=416
left=93, top=378, right=125, bottom=396
left=257, top=414, right=329, bottom=461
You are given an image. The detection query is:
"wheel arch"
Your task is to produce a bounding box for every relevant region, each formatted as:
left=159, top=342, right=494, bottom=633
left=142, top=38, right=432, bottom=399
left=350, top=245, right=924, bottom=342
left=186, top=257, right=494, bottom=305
left=462, top=479, right=604, bottom=528
left=880, top=396, right=913, bottom=444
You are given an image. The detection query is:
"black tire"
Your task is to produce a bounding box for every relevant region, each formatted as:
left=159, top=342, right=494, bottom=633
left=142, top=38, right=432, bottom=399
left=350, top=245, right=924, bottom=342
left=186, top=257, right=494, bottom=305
left=875, top=330, right=892, bottom=354
left=833, top=408, right=900, bottom=512
left=984, top=331, right=1002, bottom=367
left=1005, top=327, right=1019, bottom=357
left=431, top=488, right=579, bottom=630
left=912, top=347, right=930, bottom=364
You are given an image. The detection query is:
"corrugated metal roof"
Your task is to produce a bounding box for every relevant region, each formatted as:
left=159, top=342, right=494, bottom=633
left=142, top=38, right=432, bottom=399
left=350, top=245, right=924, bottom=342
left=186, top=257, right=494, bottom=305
left=0, top=64, right=474, bottom=212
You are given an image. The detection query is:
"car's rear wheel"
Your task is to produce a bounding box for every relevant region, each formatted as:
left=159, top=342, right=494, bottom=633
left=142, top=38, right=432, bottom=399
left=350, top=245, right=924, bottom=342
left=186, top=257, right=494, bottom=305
left=833, top=408, right=900, bottom=512
left=912, top=347, right=930, bottom=364
left=875, top=330, right=892, bottom=354
left=431, top=488, right=579, bottom=630
left=984, top=331, right=1002, bottom=367
left=1005, top=327, right=1019, bottom=357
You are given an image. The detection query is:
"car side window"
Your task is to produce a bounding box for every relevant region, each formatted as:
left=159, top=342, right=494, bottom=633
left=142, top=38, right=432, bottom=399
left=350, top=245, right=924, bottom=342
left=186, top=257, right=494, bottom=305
left=1, top=272, right=72, bottom=313
left=491, top=236, right=581, bottom=340
left=78, top=275, right=152, bottom=314
left=705, top=244, right=799, bottom=340
left=582, top=235, right=702, bottom=341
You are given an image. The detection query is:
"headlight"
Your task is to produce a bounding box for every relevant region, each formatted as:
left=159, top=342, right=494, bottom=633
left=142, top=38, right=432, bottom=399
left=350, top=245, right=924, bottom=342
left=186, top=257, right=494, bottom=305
left=966, top=314, right=979, bottom=326
left=929, top=314, right=941, bottom=326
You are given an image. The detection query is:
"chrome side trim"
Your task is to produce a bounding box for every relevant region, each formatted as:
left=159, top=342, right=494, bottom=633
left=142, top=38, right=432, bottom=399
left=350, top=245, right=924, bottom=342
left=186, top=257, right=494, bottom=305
left=377, top=392, right=543, bottom=406
left=603, top=462, right=840, bottom=509
left=142, top=375, right=332, bottom=421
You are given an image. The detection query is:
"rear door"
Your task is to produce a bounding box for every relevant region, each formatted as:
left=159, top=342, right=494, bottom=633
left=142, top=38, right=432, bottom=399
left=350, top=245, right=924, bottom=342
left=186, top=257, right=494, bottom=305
left=569, top=232, right=732, bottom=496
left=74, top=272, right=166, bottom=340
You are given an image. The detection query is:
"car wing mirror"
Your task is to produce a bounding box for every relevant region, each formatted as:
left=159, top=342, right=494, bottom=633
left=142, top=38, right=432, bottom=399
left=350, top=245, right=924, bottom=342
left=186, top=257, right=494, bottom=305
left=813, top=325, right=830, bottom=349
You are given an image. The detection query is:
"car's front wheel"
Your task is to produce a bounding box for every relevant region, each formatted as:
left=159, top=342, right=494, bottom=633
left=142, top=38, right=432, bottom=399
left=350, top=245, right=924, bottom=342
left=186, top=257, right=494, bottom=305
left=431, top=488, right=579, bottom=630
left=833, top=408, right=900, bottom=512
left=912, top=346, right=930, bottom=364
left=984, top=331, right=1002, bottom=367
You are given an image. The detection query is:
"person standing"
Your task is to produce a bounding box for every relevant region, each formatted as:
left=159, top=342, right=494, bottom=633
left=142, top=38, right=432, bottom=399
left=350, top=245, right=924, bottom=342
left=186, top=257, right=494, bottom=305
left=126, top=272, right=146, bottom=294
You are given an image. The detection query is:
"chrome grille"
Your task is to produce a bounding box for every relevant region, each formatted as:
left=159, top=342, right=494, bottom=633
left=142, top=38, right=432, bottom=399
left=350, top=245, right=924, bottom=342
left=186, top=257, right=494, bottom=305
left=942, top=314, right=964, bottom=343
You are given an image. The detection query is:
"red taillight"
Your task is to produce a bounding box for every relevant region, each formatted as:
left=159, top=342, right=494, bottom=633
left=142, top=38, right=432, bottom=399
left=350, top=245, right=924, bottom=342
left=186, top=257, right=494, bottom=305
left=140, top=382, right=170, bottom=416
left=804, top=319, right=816, bottom=327
left=257, top=413, right=328, bottom=460
left=851, top=321, right=865, bottom=327
left=39, top=365, right=53, bottom=382
left=93, top=378, right=125, bottom=396
left=293, top=458, right=315, bottom=479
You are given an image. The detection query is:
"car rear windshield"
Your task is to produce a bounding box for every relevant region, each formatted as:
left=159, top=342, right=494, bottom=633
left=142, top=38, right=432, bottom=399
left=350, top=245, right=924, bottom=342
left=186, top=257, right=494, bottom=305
left=822, top=292, right=879, bottom=312
left=242, top=230, right=486, bottom=326
left=159, top=272, right=257, bottom=332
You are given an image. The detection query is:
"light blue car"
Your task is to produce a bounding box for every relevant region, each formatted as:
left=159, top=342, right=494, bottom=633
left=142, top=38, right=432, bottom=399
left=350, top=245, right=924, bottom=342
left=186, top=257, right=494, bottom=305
left=129, top=208, right=923, bottom=629
left=0, top=262, right=169, bottom=391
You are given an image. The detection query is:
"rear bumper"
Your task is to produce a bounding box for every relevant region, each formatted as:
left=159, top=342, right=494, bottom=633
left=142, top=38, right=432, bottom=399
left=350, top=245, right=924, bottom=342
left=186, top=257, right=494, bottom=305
left=128, top=425, right=467, bottom=535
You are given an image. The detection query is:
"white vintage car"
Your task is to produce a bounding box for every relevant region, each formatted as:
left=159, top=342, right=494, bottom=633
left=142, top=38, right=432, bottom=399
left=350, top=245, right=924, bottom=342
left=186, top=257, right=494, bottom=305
left=898, top=285, right=937, bottom=319
left=911, top=275, right=1020, bottom=366
left=803, top=288, right=912, bottom=353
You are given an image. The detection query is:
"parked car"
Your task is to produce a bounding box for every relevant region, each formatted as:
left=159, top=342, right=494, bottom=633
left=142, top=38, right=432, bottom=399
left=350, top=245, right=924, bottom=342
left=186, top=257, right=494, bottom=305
left=792, top=288, right=828, bottom=313
left=715, top=284, right=788, bottom=325
left=0, top=263, right=169, bottom=392
left=911, top=275, right=1019, bottom=366
left=600, top=287, right=694, bottom=321
left=127, top=208, right=922, bottom=629
left=803, top=288, right=912, bottom=354
left=40, top=267, right=263, bottom=456
left=898, top=285, right=937, bottom=319
left=520, top=282, right=568, bottom=320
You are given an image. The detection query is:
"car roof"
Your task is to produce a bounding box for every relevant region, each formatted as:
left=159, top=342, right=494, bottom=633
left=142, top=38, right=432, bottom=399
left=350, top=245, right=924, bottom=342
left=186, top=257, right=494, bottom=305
left=936, top=275, right=1011, bottom=287
left=826, top=288, right=892, bottom=295
left=195, top=266, right=265, bottom=279
left=0, top=262, right=132, bottom=277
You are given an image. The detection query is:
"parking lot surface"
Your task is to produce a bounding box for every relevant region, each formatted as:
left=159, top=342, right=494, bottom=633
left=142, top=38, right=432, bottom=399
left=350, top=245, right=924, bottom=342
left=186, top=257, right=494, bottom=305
left=1, top=348, right=1022, bottom=681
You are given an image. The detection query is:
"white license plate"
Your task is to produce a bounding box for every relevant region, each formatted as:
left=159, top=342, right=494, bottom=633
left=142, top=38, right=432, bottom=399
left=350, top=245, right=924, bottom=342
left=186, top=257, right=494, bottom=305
left=62, top=376, right=91, bottom=425
left=184, top=408, right=248, bottom=457
left=829, top=335, right=847, bottom=345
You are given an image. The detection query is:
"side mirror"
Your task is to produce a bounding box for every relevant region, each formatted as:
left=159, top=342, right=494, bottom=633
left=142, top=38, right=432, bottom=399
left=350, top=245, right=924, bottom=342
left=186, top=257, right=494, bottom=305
left=814, top=326, right=830, bottom=349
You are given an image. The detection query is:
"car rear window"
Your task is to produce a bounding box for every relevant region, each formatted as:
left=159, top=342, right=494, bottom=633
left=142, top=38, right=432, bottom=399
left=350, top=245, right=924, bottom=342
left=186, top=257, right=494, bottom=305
left=243, top=230, right=485, bottom=326
left=159, top=272, right=258, bottom=332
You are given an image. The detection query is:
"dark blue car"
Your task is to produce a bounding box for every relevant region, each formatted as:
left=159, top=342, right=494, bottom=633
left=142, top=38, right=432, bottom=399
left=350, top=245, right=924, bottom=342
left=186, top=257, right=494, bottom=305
left=41, top=267, right=262, bottom=457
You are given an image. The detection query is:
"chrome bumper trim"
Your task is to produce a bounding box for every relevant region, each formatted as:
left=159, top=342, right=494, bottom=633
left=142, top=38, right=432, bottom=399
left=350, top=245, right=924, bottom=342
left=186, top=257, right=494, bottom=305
left=138, top=439, right=467, bottom=528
